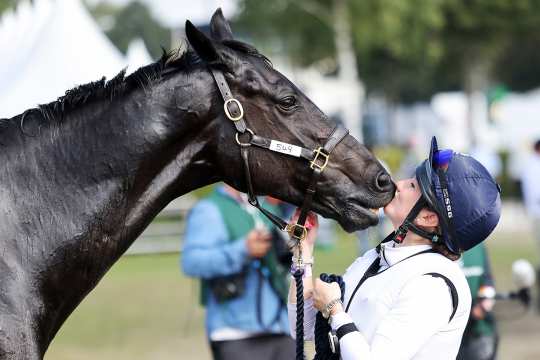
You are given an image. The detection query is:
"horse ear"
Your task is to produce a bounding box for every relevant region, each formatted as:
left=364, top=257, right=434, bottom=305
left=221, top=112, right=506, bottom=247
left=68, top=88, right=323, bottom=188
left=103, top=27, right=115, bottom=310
left=185, top=20, right=221, bottom=63
left=210, top=8, right=234, bottom=41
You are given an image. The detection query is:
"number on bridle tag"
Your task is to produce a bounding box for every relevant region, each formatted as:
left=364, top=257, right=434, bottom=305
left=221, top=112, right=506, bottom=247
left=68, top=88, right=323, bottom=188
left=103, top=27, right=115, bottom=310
left=269, top=140, right=302, bottom=157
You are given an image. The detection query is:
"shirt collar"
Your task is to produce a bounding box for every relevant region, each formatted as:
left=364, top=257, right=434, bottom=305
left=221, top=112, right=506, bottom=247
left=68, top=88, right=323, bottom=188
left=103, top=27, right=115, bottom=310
left=380, top=241, right=433, bottom=267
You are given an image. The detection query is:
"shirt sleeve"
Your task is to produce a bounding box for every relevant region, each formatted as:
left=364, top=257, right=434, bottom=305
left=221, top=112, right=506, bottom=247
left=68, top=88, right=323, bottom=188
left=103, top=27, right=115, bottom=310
left=180, top=200, right=251, bottom=278
left=288, top=297, right=317, bottom=341
left=331, top=275, right=453, bottom=360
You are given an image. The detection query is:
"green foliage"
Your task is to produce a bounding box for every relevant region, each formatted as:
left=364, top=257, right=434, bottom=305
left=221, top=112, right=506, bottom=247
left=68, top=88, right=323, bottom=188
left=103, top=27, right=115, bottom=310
left=0, top=0, right=16, bottom=14
left=373, top=145, right=406, bottom=175
left=497, top=150, right=521, bottom=199
left=88, top=0, right=170, bottom=59
left=236, top=0, right=540, bottom=101
left=235, top=0, right=335, bottom=67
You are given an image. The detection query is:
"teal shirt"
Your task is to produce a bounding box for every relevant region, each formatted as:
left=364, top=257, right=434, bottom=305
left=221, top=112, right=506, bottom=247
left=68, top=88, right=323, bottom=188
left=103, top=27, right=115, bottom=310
left=181, top=186, right=290, bottom=336
left=459, top=243, right=496, bottom=337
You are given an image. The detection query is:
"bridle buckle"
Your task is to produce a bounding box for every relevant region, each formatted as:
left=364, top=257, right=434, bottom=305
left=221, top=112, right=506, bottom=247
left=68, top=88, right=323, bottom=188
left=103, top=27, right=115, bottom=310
left=286, top=223, right=308, bottom=241
left=311, top=147, right=329, bottom=171
left=224, top=98, right=244, bottom=121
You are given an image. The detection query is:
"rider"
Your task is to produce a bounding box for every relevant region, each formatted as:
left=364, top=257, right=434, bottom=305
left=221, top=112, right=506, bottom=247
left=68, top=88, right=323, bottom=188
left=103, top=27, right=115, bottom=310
left=288, top=137, right=501, bottom=359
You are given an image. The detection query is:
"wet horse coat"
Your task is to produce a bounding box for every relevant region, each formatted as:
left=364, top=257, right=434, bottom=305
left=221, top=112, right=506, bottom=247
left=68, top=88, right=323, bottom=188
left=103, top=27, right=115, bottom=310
left=0, top=10, right=394, bottom=359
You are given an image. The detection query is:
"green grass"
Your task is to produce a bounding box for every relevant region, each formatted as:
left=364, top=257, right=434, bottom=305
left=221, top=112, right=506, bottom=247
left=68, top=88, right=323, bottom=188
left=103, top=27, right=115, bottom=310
left=45, top=230, right=538, bottom=360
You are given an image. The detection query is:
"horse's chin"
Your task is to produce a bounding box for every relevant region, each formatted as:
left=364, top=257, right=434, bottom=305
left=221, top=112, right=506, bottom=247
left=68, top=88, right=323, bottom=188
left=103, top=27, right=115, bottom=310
left=339, top=205, right=380, bottom=233
left=312, top=201, right=380, bottom=233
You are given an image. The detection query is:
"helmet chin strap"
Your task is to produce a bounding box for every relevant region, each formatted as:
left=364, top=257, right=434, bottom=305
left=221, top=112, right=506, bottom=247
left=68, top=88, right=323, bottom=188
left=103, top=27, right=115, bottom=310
left=393, top=197, right=440, bottom=244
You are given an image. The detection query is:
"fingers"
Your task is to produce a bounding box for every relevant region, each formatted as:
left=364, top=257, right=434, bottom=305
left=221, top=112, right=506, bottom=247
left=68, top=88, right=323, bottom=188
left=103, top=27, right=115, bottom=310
left=290, top=209, right=318, bottom=228
left=313, top=279, right=342, bottom=311
left=305, top=211, right=318, bottom=229
left=247, top=229, right=272, bottom=258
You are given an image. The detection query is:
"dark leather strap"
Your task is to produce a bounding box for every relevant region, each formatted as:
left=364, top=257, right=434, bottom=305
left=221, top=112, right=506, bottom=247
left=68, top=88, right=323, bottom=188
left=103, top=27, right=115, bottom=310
left=293, top=126, right=348, bottom=238
left=394, top=197, right=440, bottom=244
left=210, top=69, right=247, bottom=133
left=210, top=66, right=349, bottom=240
left=241, top=147, right=288, bottom=230
left=250, top=134, right=315, bottom=162
left=425, top=272, right=459, bottom=322
left=336, top=322, right=359, bottom=340
left=324, top=126, right=349, bottom=153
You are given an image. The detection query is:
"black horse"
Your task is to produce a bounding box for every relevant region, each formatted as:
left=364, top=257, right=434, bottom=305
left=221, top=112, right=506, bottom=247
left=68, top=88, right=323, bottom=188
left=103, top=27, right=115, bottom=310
left=0, top=10, right=394, bottom=359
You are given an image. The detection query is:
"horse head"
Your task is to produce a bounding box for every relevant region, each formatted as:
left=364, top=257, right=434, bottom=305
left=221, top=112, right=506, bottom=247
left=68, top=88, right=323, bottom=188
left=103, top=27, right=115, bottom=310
left=184, top=9, right=395, bottom=231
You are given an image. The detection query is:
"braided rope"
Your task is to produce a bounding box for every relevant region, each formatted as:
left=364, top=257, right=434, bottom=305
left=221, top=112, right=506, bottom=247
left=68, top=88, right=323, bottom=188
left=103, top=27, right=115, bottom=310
left=294, top=268, right=305, bottom=360
left=314, top=273, right=346, bottom=360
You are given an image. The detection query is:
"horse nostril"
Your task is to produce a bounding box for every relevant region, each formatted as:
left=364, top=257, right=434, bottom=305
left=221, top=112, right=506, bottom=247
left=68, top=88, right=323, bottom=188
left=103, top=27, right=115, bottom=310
left=375, top=172, right=393, bottom=192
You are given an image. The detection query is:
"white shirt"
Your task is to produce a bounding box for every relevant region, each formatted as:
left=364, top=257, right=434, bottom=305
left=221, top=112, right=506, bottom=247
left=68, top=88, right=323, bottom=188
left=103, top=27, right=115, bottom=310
left=288, top=242, right=471, bottom=360
left=521, top=153, right=540, bottom=218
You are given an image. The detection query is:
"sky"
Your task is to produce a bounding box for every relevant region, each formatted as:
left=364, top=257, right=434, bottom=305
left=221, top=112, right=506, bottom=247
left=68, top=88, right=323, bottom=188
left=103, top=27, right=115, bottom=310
left=87, top=0, right=238, bottom=27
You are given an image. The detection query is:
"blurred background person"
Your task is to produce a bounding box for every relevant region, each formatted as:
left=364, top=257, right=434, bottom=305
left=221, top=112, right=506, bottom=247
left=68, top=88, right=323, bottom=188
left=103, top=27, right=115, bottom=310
left=457, top=243, right=498, bottom=360
left=181, top=184, right=294, bottom=360
left=521, top=139, right=540, bottom=310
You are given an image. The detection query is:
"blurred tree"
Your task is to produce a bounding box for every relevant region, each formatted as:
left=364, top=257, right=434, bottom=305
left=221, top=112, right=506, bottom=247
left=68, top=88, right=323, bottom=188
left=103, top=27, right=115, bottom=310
left=237, top=0, right=367, bottom=139
left=236, top=0, right=540, bottom=151
left=0, top=0, right=17, bottom=14
left=436, top=0, right=540, bottom=147
left=495, top=33, right=540, bottom=92
left=88, top=0, right=170, bottom=59
left=236, top=0, right=447, bottom=139
left=237, top=0, right=540, bottom=102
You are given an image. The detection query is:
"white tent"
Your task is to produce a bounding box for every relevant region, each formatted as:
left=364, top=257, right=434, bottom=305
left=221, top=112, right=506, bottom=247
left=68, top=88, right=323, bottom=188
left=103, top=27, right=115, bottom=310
left=87, top=0, right=238, bottom=27
left=0, top=0, right=126, bottom=118
left=126, top=38, right=153, bottom=74
left=492, top=89, right=540, bottom=178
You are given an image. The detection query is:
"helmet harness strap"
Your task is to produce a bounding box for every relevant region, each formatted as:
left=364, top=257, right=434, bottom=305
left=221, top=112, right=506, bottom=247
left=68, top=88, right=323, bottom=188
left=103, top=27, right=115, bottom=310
left=393, top=197, right=441, bottom=244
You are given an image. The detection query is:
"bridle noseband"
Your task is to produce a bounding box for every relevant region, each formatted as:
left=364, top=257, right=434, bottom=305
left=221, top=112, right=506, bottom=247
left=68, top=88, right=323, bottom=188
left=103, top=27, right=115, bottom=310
left=210, top=68, right=348, bottom=246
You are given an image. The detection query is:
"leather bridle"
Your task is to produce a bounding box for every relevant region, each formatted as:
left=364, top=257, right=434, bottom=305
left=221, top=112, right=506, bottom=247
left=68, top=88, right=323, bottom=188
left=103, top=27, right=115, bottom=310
left=210, top=68, right=348, bottom=249
left=211, top=68, right=348, bottom=360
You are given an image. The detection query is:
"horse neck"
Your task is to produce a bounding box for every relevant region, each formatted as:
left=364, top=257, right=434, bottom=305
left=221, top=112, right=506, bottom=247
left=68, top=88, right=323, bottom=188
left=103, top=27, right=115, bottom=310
left=8, top=68, right=223, bottom=346
left=42, top=71, right=219, bottom=250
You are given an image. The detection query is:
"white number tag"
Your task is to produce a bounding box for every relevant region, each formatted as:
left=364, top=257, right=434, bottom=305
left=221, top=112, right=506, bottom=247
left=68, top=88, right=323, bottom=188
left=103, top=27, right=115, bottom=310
left=269, top=140, right=302, bottom=157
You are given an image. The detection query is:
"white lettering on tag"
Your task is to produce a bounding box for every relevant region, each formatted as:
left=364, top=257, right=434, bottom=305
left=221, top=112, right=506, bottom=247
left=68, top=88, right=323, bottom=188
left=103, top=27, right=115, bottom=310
left=269, top=140, right=302, bottom=157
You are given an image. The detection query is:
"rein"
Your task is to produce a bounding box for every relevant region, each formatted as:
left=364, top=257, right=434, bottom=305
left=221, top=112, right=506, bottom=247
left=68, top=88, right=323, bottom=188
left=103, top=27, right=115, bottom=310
left=210, top=68, right=348, bottom=360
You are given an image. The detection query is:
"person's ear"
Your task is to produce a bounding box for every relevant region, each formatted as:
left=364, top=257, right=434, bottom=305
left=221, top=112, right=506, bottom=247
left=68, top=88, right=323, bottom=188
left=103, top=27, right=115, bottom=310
left=415, top=208, right=439, bottom=228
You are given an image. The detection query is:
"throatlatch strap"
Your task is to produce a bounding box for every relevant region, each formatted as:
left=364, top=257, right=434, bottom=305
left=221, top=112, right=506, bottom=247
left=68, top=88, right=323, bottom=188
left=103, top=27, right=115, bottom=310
left=240, top=147, right=288, bottom=230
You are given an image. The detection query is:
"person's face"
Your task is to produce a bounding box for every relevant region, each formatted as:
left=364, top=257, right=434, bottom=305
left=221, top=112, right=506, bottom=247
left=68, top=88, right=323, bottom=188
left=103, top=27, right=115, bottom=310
left=384, top=177, right=422, bottom=229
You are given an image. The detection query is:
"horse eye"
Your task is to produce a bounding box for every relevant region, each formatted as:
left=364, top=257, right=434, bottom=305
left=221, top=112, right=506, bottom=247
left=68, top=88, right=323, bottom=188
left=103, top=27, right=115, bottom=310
left=280, top=96, right=297, bottom=108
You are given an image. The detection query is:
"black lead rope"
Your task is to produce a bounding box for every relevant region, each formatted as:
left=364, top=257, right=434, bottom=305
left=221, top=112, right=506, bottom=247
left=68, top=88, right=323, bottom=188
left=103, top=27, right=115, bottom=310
left=314, top=274, right=346, bottom=360
left=293, top=269, right=305, bottom=360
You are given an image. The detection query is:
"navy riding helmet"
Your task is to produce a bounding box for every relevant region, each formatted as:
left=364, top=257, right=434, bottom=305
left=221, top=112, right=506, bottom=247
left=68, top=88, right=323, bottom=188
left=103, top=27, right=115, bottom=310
left=395, top=137, right=502, bottom=254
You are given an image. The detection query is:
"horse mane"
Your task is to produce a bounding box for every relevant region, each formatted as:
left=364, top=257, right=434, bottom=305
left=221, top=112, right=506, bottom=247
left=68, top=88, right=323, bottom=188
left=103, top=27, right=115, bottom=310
left=36, top=45, right=201, bottom=122
left=0, top=39, right=270, bottom=132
